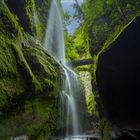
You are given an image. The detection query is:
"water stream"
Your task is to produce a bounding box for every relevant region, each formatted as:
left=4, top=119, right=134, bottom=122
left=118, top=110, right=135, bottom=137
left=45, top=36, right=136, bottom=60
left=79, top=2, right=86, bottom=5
left=44, top=0, right=80, bottom=138
left=62, top=66, right=79, bottom=135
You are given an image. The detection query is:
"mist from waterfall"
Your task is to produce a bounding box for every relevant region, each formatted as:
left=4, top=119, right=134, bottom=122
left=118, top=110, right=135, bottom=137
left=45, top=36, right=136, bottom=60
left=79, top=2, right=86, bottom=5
left=44, top=0, right=81, bottom=137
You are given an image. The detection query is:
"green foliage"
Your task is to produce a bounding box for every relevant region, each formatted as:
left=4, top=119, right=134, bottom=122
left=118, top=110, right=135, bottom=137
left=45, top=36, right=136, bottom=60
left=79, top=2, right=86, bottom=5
left=65, top=32, right=80, bottom=60
left=64, top=12, right=71, bottom=26
left=73, top=28, right=90, bottom=57
left=73, top=0, right=140, bottom=56
left=65, top=29, right=91, bottom=61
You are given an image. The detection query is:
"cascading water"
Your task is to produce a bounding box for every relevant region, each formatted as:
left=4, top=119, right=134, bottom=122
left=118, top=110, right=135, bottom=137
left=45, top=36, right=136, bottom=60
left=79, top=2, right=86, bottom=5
left=44, top=0, right=80, bottom=137
left=62, top=66, right=79, bottom=136
left=44, top=0, right=65, bottom=63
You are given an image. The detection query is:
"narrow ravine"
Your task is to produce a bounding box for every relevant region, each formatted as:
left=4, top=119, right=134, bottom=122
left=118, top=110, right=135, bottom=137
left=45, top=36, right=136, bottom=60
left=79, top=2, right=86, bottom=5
left=0, top=0, right=139, bottom=140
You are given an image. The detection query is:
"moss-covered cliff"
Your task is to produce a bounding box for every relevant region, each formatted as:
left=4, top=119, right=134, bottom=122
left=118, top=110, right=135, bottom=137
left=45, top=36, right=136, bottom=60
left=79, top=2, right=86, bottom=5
left=94, top=15, right=140, bottom=140
left=0, top=1, right=62, bottom=139
left=4, top=0, right=35, bottom=35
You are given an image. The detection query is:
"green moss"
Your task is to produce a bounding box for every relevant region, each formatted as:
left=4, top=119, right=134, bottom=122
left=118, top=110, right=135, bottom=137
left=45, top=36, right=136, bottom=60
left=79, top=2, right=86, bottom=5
left=87, top=92, right=96, bottom=116
left=0, top=1, right=63, bottom=139
left=22, top=46, right=60, bottom=93
left=0, top=37, right=26, bottom=111
left=99, top=118, right=112, bottom=140
left=0, top=40, right=16, bottom=77
left=4, top=0, right=35, bottom=35
left=28, top=98, right=59, bottom=140
left=0, top=96, right=59, bottom=139
left=25, top=0, right=35, bottom=34
left=100, top=13, right=140, bottom=53
left=0, top=39, right=61, bottom=139
left=0, top=33, right=61, bottom=138
left=11, top=43, right=41, bottom=92
left=0, top=2, right=22, bottom=39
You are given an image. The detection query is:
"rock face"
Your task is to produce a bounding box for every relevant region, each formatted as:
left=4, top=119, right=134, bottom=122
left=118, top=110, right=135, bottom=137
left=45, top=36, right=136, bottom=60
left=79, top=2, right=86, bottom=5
left=0, top=1, right=62, bottom=139
left=96, top=15, right=140, bottom=139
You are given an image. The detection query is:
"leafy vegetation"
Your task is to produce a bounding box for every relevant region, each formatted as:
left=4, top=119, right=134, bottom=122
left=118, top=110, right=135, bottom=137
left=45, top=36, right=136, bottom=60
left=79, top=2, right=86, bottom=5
left=63, top=0, right=140, bottom=71
left=71, top=0, right=140, bottom=56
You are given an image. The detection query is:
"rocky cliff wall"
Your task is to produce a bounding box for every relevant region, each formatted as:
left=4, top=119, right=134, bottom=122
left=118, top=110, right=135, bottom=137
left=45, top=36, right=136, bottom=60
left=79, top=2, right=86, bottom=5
left=0, top=1, right=62, bottom=139
left=95, top=15, right=140, bottom=140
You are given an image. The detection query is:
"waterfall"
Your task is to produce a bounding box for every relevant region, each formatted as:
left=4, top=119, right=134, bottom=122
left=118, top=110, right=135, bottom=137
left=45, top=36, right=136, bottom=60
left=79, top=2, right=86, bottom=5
left=44, top=0, right=81, bottom=137
left=44, top=0, right=65, bottom=63
left=62, top=66, right=79, bottom=135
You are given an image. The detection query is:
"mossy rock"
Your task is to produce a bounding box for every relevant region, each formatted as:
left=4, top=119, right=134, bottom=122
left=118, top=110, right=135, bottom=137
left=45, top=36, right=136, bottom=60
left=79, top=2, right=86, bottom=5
left=95, top=15, right=140, bottom=140
left=0, top=3, right=62, bottom=138
left=4, top=0, right=35, bottom=35
left=99, top=118, right=112, bottom=140
left=0, top=38, right=62, bottom=139
left=22, top=45, right=61, bottom=94
left=0, top=34, right=62, bottom=138
left=0, top=2, right=22, bottom=39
